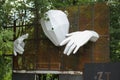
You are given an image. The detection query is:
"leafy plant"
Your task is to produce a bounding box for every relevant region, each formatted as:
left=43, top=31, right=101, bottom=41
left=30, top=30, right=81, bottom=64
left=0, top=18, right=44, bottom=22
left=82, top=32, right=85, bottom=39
left=0, top=0, right=120, bottom=80
left=109, top=2, right=120, bottom=62
left=0, top=29, right=13, bottom=55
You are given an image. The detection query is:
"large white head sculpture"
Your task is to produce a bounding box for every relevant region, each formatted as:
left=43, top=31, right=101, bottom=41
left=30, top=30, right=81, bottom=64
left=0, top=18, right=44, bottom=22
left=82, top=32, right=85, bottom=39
left=40, top=10, right=69, bottom=46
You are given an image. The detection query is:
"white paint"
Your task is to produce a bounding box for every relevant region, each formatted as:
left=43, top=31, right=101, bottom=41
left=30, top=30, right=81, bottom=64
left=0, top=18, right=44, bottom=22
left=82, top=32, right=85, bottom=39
left=40, top=10, right=69, bottom=46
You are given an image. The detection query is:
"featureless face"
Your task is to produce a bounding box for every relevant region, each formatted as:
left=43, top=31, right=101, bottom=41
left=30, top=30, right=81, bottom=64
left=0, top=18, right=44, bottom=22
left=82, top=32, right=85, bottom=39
left=40, top=10, right=69, bottom=46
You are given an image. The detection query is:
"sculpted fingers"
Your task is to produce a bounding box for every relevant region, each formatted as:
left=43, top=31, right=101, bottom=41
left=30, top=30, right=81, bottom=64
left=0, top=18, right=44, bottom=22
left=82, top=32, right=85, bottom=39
left=17, top=45, right=24, bottom=52
left=73, top=45, right=80, bottom=54
left=13, top=33, right=29, bottom=56
left=66, top=44, right=76, bottom=56
left=14, top=48, right=23, bottom=55
left=90, top=31, right=99, bottom=42
left=61, top=30, right=99, bottom=56
left=60, top=37, right=71, bottom=46
left=64, top=40, right=74, bottom=54
left=14, top=50, right=17, bottom=56
left=20, top=42, right=25, bottom=48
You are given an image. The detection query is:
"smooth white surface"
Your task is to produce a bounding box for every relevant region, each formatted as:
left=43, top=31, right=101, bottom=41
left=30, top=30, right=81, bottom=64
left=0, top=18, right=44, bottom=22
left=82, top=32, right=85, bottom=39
left=13, top=70, right=83, bottom=75
left=60, top=30, right=99, bottom=56
left=40, top=10, right=69, bottom=46
left=14, top=33, right=29, bottom=56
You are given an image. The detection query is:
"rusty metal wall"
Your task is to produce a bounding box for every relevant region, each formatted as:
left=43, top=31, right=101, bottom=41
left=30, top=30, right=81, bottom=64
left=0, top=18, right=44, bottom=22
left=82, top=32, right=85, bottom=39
left=13, top=3, right=110, bottom=72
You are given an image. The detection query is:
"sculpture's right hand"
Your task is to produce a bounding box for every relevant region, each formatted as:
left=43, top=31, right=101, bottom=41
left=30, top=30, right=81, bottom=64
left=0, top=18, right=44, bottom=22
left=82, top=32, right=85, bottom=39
left=60, top=30, right=99, bottom=56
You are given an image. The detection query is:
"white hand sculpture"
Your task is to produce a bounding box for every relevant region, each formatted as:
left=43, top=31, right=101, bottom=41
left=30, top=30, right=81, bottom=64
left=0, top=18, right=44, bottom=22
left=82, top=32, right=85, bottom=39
left=14, top=33, right=29, bottom=56
left=60, top=30, right=99, bottom=56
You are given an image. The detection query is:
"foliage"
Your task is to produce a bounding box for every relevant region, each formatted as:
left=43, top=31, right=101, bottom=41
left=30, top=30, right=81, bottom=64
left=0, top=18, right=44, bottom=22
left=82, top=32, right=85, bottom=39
left=0, top=56, right=12, bottom=80
left=0, top=0, right=120, bottom=80
left=0, top=0, right=13, bottom=80
left=109, top=2, right=120, bottom=62
left=0, top=0, right=13, bottom=55
left=0, top=29, right=13, bottom=55
left=39, top=74, right=58, bottom=80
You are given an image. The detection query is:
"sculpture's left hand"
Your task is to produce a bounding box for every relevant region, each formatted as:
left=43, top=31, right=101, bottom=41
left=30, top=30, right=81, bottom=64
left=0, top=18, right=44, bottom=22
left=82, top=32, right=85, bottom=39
left=14, top=33, right=29, bottom=56
left=60, top=30, right=99, bottom=56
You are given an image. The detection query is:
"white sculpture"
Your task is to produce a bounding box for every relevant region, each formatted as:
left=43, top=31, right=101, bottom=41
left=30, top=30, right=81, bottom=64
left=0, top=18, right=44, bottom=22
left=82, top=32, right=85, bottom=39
left=40, top=10, right=99, bottom=56
left=60, top=30, right=99, bottom=56
left=14, top=33, right=29, bottom=56
left=40, top=10, right=69, bottom=46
